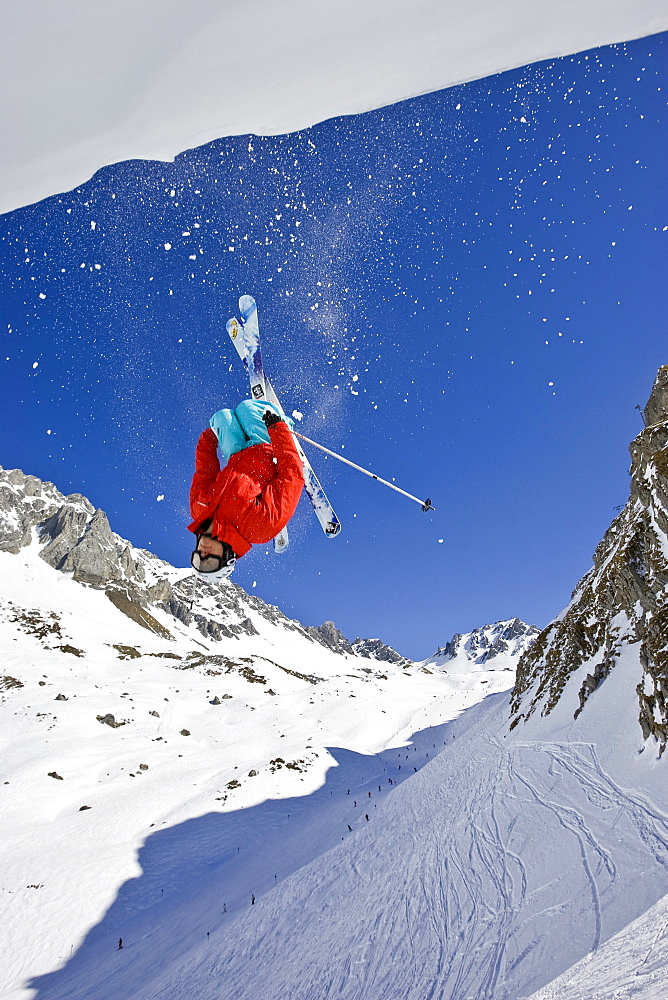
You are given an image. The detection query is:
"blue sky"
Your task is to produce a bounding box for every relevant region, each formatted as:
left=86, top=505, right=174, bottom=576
left=1, top=33, right=666, bottom=658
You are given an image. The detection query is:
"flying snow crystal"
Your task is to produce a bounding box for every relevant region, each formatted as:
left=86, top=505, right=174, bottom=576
left=90, top=221, right=96, bottom=230
left=164, top=243, right=172, bottom=250
left=32, top=361, right=39, bottom=369
left=292, top=410, right=303, bottom=421
left=438, top=539, right=444, bottom=543
left=38, top=293, right=46, bottom=299
left=156, top=495, right=165, bottom=502
left=252, top=581, right=257, bottom=588
left=46, top=429, right=52, bottom=435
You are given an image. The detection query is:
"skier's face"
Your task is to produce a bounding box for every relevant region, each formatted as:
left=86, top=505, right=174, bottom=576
left=197, top=534, right=224, bottom=558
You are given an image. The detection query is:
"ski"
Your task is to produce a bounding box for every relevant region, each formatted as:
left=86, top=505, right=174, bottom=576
left=227, top=304, right=289, bottom=554
left=227, top=296, right=342, bottom=540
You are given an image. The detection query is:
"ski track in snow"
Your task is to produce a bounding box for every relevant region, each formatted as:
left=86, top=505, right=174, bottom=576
left=7, top=694, right=668, bottom=1000
left=70, top=700, right=665, bottom=1000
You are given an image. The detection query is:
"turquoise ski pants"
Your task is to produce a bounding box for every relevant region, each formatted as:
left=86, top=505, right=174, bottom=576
left=210, top=399, right=284, bottom=460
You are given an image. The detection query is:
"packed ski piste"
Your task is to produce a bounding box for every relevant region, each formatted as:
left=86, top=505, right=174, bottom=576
left=187, top=295, right=434, bottom=581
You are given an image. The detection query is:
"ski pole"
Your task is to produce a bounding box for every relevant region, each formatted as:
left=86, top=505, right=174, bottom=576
left=293, top=431, right=435, bottom=511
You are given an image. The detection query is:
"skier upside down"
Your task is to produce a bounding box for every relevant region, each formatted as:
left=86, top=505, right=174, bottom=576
left=188, top=399, right=304, bottom=580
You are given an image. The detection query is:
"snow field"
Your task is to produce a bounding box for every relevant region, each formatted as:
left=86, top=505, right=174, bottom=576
left=138, top=647, right=667, bottom=1000
left=4, top=530, right=666, bottom=999
left=0, top=542, right=514, bottom=999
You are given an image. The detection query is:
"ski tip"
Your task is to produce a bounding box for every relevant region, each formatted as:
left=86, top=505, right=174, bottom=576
left=239, top=294, right=257, bottom=319
left=226, top=316, right=241, bottom=338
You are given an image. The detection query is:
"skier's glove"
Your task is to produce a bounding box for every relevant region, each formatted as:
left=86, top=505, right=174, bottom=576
left=262, top=410, right=284, bottom=429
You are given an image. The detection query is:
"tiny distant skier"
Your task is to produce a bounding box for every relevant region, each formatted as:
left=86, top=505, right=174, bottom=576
left=188, top=399, right=304, bottom=580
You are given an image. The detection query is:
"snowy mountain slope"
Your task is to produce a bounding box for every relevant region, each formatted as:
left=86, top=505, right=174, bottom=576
left=0, top=468, right=531, bottom=1000
left=3, top=1, right=668, bottom=213
left=41, top=646, right=665, bottom=1000
left=19, top=368, right=668, bottom=1000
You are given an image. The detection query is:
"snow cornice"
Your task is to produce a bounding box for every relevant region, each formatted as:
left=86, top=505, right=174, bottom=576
left=2, top=1, right=667, bottom=214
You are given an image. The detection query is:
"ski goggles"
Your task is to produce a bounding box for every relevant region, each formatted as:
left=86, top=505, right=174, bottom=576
left=191, top=535, right=236, bottom=575
left=191, top=550, right=231, bottom=573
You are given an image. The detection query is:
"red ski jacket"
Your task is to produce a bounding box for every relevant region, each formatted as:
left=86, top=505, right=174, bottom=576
left=188, top=423, right=304, bottom=558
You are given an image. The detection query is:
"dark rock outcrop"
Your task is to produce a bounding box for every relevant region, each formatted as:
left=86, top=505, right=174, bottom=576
left=305, top=621, right=409, bottom=665
left=0, top=675, right=24, bottom=693
left=307, top=621, right=355, bottom=655
left=96, top=714, right=126, bottom=729
left=510, top=366, right=668, bottom=752
left=351, top=637, right=411, bottom=667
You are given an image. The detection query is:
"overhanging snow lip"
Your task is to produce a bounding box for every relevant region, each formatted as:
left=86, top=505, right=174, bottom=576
left=1, top=3, right=667, bottom=215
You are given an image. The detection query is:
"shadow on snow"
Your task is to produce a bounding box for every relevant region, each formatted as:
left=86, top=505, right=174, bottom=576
left=29, top=713, right=466, bottom=1000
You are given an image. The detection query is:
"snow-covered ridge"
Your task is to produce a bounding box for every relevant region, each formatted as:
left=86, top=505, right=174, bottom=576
left=0, top=463, right=538, bottom=673
left=0, top=464, right=414, bottom=659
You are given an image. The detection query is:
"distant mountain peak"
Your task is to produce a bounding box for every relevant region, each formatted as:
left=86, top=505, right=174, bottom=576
left=424, top=618, right=539, bottom=672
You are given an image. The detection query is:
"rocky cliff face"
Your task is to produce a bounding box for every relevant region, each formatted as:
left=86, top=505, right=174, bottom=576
left=0, top=469, right=79, bottom=554
left=0, top=466, right=406, bottom=665
left=351, top=636, right=411, bottom=666
left=510, top=365, right=668, bottom=752
left=0, top=468, right=169, bottom=600
left=303, top=621, right=410, bottom=666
